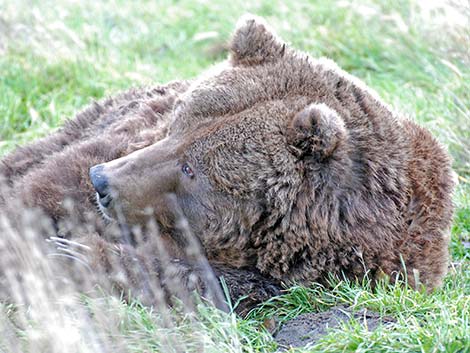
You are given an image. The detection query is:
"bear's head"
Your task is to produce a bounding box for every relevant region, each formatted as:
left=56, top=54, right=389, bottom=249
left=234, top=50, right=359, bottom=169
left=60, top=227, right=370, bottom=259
left=89, top=15, right=357, bottom=281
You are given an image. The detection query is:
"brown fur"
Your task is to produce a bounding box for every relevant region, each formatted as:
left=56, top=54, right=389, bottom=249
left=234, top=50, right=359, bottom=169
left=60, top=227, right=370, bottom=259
left=0, top=15, right=454, bottom=311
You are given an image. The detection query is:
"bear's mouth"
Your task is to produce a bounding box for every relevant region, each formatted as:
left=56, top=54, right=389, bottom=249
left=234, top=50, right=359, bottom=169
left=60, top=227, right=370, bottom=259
left=95, top=193, right=114, bottom=222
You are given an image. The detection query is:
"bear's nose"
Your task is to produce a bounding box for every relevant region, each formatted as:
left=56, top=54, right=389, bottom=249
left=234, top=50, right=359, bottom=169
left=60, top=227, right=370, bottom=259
left=89, top=164, right=110, bottom=204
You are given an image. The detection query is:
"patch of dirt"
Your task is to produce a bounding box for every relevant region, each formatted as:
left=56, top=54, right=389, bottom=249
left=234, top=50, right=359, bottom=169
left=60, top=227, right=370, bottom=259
left=274, top=305, right=395, bottom=350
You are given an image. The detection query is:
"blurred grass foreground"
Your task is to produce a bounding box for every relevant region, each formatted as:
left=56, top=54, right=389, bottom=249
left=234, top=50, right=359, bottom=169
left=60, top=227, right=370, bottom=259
left=0, top=0, right=469, bottom=352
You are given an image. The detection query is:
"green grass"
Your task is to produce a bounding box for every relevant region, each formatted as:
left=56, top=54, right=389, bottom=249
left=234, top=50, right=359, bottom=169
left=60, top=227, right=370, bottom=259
left=247, top=267, right=470, bottom=352
left=0, top=0, right=469, bottom=352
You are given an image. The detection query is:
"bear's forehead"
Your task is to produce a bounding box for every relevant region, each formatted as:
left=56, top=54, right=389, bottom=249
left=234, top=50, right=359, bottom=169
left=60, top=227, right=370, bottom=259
left=179, top=96, right=312, bottom=153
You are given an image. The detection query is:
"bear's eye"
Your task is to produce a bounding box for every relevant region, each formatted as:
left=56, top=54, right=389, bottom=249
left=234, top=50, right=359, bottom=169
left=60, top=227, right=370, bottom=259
left=182, top=163, right=195, bottom=178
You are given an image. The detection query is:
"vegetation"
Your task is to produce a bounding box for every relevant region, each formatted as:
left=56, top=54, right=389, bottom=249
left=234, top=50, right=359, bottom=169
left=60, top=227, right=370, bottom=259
left=0, top=0, right=468, bottom=351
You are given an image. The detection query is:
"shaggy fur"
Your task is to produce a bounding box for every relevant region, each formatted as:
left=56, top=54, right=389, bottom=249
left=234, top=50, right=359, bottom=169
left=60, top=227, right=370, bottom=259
left=0, top=15, right=454, bottom=311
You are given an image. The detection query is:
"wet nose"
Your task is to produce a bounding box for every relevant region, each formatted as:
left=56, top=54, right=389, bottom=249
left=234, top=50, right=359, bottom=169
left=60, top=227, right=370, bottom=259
left=89, top=164, right=109, bottom=199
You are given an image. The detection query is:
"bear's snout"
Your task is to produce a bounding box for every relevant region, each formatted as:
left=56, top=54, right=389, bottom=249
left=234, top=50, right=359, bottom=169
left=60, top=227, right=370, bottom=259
left=89, top=164, right=112, bottom=208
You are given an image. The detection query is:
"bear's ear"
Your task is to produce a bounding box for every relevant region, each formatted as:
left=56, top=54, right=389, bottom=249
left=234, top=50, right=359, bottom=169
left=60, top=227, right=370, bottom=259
left=229, top=14, right=286, bottom=66
left=287, top=103, right=348, bottom=161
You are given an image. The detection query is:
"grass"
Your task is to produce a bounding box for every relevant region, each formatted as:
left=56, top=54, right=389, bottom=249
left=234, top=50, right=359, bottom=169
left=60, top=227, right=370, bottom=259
left=248, top=269, right=470, bottom=352
left=0, top=0, right=469, bottom=352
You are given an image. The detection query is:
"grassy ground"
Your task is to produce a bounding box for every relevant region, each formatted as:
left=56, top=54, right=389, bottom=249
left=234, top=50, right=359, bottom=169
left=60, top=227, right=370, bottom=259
left=0, top=0, right=469, bottom=352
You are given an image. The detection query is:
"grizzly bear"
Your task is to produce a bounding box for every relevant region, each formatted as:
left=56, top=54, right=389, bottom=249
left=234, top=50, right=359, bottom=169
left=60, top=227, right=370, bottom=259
left=0, top=15, right=454, bottom=313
